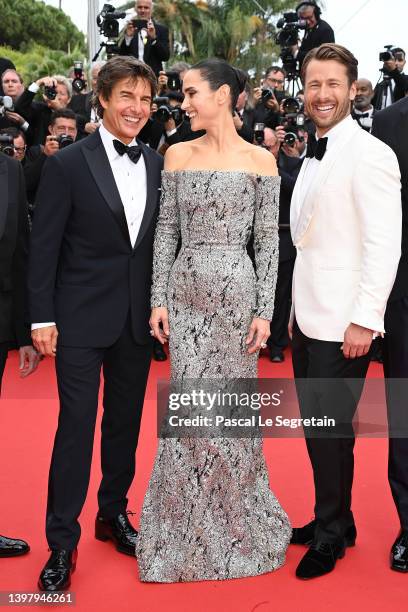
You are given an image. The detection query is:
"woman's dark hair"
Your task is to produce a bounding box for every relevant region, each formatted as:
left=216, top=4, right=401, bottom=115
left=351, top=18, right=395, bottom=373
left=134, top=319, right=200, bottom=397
left=93, top=56, right=157, bottom=118
left=190, top=58, right=247, bottom=113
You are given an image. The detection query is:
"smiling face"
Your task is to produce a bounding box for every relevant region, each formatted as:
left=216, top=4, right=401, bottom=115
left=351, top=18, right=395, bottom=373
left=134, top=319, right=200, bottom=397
left=99, top=77, right=152, bottom=143
left=304, top=59, right=356, bottom=136
left=181, top=69, right=230, bottom=131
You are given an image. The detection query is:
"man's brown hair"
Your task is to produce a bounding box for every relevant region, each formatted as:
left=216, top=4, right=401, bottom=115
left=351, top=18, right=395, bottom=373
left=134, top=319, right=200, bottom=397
left=301, top=43, right=358, bottom=86
left=93, top=56, right=157, bottom=118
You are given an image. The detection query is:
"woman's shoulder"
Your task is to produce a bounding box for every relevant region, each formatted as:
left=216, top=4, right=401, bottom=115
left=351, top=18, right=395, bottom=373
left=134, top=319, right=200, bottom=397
left=164, top=139, right=204, bottom=172
left=247, top=144, right=278, bottom=177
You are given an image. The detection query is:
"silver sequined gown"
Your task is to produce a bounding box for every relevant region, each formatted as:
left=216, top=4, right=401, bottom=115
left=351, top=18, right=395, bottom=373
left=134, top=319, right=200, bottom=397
left=136, top=170, right=291, bottom=582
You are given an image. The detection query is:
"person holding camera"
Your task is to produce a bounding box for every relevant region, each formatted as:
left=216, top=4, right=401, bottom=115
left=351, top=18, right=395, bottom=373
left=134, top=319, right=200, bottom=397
left=0, top=70, right=29, bottom=134
left=69, top=62, right=105, bottom=139
left=15, top=75, right=72, bottom=146
left=253, top=66, right=286, bottom=130
left=119, top=0, right=170, bottom=76
left=372, top=47, right=408, bottom=111
left=293, top=1, right=335, bottom=68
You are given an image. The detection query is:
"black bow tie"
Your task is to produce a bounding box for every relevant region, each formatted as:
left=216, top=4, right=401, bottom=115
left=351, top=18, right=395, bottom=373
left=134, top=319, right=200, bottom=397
left=113, top=139, right=142, bottom=163
left=357, top=112, right=370, bottom=119
left=306, top=135, right=328, bottom=161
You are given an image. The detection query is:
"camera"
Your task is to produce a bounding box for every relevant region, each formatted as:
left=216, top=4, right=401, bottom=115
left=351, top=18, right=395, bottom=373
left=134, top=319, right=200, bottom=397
left=72, top=61, right=86, bottom=94
left=95, top=3, right=126, bottom=57
left=153, top=96, right=184, bottom=124
left=165, top=72, right=182, bottom=92
left=0, top=95, right=14, bottom=116
left=278, top=96, right=306, bottom=144
left=379, top=45, right=394, bottom=63
left=44, top=85, right=57, bottom=100
left=53, top=134, right=75, bottom=149
left=276, top=12, right=306, bottom=47
left=0, top=134, right=14, bottom=157
left=261, top=88, right=286, bottom=107
left=254, top=122, right=265, bottom=145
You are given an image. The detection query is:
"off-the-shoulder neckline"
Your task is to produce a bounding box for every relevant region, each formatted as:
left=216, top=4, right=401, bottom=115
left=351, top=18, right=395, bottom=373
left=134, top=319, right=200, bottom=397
left=162, top=169, right=278, bottom=178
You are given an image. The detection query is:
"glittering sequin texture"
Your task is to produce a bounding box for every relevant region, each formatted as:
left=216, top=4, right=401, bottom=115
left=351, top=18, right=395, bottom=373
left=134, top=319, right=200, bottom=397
left=136, top=170, right=291, bottom=582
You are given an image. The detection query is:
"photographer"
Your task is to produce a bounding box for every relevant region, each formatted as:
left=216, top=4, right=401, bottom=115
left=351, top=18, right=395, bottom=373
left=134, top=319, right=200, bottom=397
left=0, top=57, right=14, bottom=95
left=352, top=78, right=376, bottom=132
left=119, top=0, right=170, bottom=76
left=253, top=66, right=286, bottom=130
left=372, top=47, right=408, bottom=110
left=69, top=62, right=105, bottom=139
left=294, top=1, right=335, bottom=68
left=15, top=75, right=72, bottom=146
left=0, top=70, right=29, bottom=133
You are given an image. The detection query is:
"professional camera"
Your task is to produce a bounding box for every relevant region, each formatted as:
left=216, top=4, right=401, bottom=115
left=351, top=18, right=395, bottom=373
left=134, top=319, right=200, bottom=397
left=276, top=12, right=307, bottom=47
left=254, top=122, right=265, bottom=145
left=44, top=85, right=57, bottom=101
left=153, top=96, right=184, bottom=124
left=279, top=96, right=306, bottom=144
left=165, top=72, right=182, bottom=92
left=95, top=3, right=126, bottom=58
left=261, top=88, right=286, bottom=107
left=379, top=45, right=395, bottom=63
left=54, top=134, right=75, bottom=149
left=0, top=95, right=14, bottom=116
left=0, top=134, right=14, bottom=156
left=72, top=61, right=86, bottom=94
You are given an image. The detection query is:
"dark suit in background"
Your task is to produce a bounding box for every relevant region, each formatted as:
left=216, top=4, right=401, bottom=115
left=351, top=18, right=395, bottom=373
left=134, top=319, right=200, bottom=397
left=297, top=20, right=335, bottom=68
left=28, top=130, right=163, bottom=549
left=119, top=21, right=170, bottom=76
left=68, top=92, right=94, bottom=140
left=372, top=97, right=408, bottom=530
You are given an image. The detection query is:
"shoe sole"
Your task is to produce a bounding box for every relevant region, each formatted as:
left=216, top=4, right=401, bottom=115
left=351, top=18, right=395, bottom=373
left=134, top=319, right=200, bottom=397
left=0, top=547, right=30, bottom=558
left=390, top=565, right=408, bottom=573
left=95, top=532, right=136, bottom=557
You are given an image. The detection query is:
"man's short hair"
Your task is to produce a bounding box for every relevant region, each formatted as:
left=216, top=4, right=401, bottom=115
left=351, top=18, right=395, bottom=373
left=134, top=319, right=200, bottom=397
left=392, top=47, right=406, bottom=58
left=93, top=56, right=157, bottom=119
left=1, top=68, right=24, bottom=84
left=50, top=108, right=77, bottom=127
left=265, top=65, right=287, bottom=78
left=0, top=126, right=25, bottom=141
left=301, top=43, right=358, bottom=86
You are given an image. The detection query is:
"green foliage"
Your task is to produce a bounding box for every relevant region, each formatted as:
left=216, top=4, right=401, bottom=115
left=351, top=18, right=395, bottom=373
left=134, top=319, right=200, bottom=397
left=0, top=0, right=85, bottom=53
left=0, top=43, right=87, bottom=85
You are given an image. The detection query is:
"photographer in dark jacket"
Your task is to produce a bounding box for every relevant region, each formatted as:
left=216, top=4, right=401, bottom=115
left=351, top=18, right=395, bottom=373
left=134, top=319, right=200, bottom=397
left=372, top=47, right=408, bottom=110
left=294, top=1, right=335, bottom=68
left=119, top=0, right=170, bottom=76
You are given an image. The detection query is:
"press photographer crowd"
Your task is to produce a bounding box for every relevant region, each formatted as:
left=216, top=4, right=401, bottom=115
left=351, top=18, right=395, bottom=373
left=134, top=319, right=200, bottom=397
left=1, top=0, right=408, bottom=588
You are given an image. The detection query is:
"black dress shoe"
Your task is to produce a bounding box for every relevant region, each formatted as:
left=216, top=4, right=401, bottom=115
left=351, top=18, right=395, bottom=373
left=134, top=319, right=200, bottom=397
left=95, top=512, right=138, bottom=556
left=291, top=519, right=357, bottom=547
left=38, top=549, right=77, bottom=591
left=0, top=534, right=30, bottom=557
left=391, top=530, right=408, bottom=572
left=296, top=540, right=345, bottom=579
left=269, top=350, right=284, bottom=363
left=153, top=340, right=167, bottom=362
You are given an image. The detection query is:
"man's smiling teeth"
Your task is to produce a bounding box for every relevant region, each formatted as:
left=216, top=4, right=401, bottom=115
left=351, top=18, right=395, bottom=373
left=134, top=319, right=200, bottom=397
left=316, top=105, right=335, bottom=112
left=123, top=116, right=140, bottom=123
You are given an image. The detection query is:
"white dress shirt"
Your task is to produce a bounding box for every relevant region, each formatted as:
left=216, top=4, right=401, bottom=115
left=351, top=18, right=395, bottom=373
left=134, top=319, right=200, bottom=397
left=32, top=123, right=147, bottom=331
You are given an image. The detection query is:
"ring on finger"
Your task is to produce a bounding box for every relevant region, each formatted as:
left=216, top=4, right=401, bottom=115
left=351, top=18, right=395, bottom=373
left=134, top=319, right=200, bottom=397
left=149, top=329, right=155, bottom=336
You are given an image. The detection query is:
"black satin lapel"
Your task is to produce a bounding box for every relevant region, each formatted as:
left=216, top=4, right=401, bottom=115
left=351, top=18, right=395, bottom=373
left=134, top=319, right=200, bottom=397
left=0, top=157, right=8, bottom=241
left=82, top=134, right=131, bottom=247
left=133, top=146, right=159, bottom=250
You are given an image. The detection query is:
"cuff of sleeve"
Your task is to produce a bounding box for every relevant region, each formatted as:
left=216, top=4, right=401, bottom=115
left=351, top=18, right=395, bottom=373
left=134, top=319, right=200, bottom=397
left=31, top=322, right=56, bottom=330
left=166, top=128, right=177, bottom=137
left=29, top=82, right=40, bottom=93
left=21, top=121, right=29, bottom=131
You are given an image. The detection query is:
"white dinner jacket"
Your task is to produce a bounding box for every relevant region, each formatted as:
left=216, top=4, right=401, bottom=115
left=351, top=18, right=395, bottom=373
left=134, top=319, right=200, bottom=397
left=290, top=115, right=402, bottom=342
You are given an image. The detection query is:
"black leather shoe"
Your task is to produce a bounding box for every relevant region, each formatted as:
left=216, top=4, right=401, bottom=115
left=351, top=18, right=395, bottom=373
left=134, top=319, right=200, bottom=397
left=269, top=350, right=284, bottom=363
left=391, top=530, right=408, bottom=572
left=153, top=340, right=167, bottom=362
left=38, top=549, right=77, bottom=591
left=95, top=512, right=138, bottom=556
left=291, top=519, right=357, bottom=547
left=296, top=540, right=345, bottom=579
left=0, top=534, right=30, bottom=557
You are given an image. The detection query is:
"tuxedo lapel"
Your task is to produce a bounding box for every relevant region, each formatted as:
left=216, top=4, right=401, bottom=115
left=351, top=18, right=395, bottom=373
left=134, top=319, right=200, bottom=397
left=0, top=156, right=8, bottom=241
left=133, top=142, right=159, bottom=250
left=82, top=131, right=131, bottom=248
left=292, top=118, right=359, bottom=244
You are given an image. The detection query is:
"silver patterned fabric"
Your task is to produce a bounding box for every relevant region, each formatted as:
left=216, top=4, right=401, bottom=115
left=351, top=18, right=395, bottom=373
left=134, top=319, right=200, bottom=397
left=136, top=170, right=291, bottom=582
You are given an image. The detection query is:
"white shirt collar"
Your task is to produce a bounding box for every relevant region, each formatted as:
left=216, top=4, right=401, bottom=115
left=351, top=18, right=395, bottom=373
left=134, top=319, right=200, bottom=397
left=318, top=114, right=353, bottom=150
left=99, top=122, right=138, bottom=162
left=353, top=106, right=374, bottom=116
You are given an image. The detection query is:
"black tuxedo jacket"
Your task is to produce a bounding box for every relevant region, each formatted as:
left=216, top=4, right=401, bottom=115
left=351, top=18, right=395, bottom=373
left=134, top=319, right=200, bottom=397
left=68, top=92, right=94, bottom=140
left=14, top=88, right=52, bottom=146
left=372, top=97, right=408, bottom=301
left=119, top=21, right=170, bottom=76
left=277, top=152, right=301, bottom=263
left=28, top=130, right=163, bottom=347
left=0, top=153, right=30, bottom=346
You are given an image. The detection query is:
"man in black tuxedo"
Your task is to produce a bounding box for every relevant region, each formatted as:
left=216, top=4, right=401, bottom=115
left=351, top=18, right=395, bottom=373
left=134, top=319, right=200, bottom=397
left=119, top=0, right=170, bottom=76
left=0, top=152, right=40, bottom=557
left=295, top=1, right=335, bottom=68
left=68, top=62, right=104, bottom=140
left=28, top=57, right=163, bottom=591
left=372, top=97, right=408, bottom=572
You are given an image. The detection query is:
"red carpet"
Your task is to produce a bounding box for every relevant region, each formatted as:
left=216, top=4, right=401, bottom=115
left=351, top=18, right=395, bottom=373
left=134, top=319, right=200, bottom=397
left=0, top=349, right=405, bottom=611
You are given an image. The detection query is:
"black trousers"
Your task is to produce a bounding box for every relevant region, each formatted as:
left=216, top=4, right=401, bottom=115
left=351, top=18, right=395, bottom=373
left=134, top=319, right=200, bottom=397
left=268, top=258, right=294, bottom=356
left=292, top=320, right=371, bottom=542
left=0, top=343, right=8, bottom=394
left=383, top=295, right=408, bottom=530
left=46, top=315, right=152, bottom=550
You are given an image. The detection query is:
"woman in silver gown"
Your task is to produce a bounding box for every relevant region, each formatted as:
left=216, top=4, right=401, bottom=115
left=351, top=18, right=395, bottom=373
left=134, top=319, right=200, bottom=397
left=136, top=59, right=291, bottom=582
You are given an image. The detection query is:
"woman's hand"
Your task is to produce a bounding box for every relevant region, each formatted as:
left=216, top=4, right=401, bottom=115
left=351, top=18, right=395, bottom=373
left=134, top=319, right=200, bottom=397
left=150, top=307, right=170, bottom=344
left=245, top=317, right=270, bottom=355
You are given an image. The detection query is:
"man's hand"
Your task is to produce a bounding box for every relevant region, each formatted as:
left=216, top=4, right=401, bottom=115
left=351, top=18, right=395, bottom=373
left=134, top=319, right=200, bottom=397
left=5, top=111, right=25, bottom=126
left=85, top=121, right=100, bottom=134
left=125, top=21, right=136, bottom=37
left=32, top=325, right=59, bottom=357
left=253, top=87, right=262, bottom=103
left=165, top=117, right=176, bottom=132
left=233, top=112, right=243, bottom=131
left=275, top=125, right=286, bottom=144
left=288, top=322, right=293, bottom=340
left=342, top=323, right=373, bottom=359
left=282, top=142, right=300, bottom=158
left=19, top=346, right=41, bottom=378
left=36, top=76, right=57, bottom=89
left=147, top=19, right=156, bottom=39
left=158, top=71, right=168, bottom=93
left=43, top=135, right=59, bottom=157
left=266, top=96, right=279, bottom=112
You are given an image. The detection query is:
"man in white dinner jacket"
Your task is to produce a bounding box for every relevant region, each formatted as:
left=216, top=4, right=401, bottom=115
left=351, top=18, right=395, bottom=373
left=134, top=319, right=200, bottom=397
left=288, top=43, right=402, bottom=580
